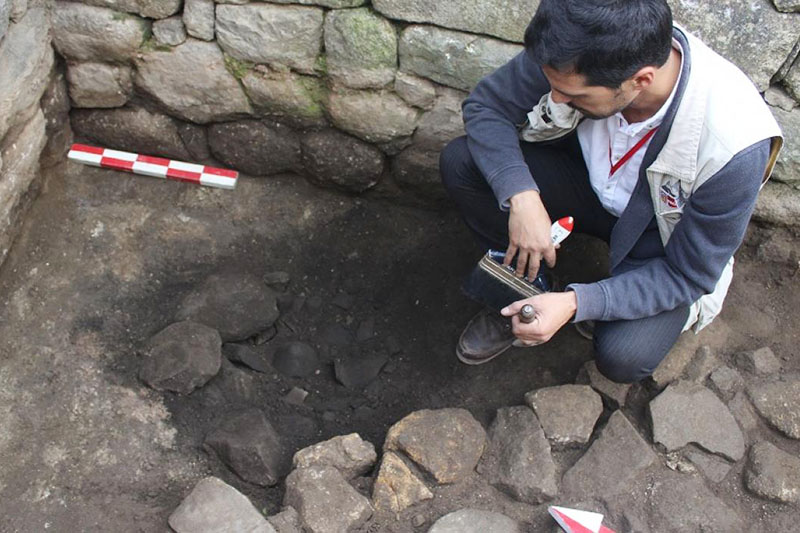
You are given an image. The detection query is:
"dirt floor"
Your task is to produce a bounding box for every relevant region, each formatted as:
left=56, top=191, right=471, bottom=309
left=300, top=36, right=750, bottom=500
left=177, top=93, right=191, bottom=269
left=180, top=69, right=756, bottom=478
left=0, top=161, right=798, bottom=532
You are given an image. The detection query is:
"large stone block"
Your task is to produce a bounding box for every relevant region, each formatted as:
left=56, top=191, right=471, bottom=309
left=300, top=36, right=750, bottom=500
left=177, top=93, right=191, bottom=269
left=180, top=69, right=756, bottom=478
left=753, top=181, right=800, bottom=227
left=0, top=7, right=53, bottom=141
left=301, top=129, right=385, bottom=193
left=268, top=0, right=365, bottom=7
left=208, top=120, right=301, bottom=176
left=324, top=8, right=397, bottom=89
left=284, top=466, right=372, bottom=533
left=66, top=63, right=133, bottom=109
left=770, top=105, right=800, bottom=185
left=373, top=0, right=538, bottom=43
left=242, top=68, right=327, bottom=127
left=134, top=39, right=252, bottom=124
left=327, top=89, right=419, bottom=143
left=79, top=0, right=181, bottom=19
left=399, top=25, right=522, bottom=92
left=183, top=0, right=215, bottom=41
left=293, top=433, right=376, bottom=480
left=391, top=146, right=444, bottom=200
left=52, top=2, right=148, bottom=63
left=413, top=87, right=467, bottom=151
left=0, top=0, right=9, bottom=41
left=216, top=3, right=323, bottom=74
left=669, top=0, right=799, bottom=91
left=372, top=451, right=432, bottom=513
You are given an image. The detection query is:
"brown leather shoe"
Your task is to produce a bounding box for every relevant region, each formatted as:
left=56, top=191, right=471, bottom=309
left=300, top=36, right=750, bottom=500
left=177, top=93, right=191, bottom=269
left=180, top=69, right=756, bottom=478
left=456, top=307, right=517, bottom=365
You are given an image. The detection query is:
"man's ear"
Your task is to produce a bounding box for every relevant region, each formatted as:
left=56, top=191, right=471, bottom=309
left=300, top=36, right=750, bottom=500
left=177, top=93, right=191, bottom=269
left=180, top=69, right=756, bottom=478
left=630, top=66, right=656, bottom=90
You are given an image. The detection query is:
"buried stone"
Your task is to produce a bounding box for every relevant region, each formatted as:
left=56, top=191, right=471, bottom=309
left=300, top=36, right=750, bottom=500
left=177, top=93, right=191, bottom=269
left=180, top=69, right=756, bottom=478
left=223, top=343, right=272, bottom=374
left=204, top=409, right=287, bottom=487
left=272, top=341, right=319, bottom=378
left=292, top=433, right=377, bottom=480
left=334, top=350, right=389, bottom=388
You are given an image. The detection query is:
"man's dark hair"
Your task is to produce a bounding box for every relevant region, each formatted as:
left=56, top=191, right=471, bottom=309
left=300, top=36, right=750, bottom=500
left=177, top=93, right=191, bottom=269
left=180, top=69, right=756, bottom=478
left=524, top=0, right=673, bottom=88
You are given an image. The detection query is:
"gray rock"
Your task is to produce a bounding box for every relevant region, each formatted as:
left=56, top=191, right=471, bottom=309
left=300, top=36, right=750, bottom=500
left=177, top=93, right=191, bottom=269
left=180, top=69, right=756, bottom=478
left=394, top=72, right=437, bottom=110
left=169, top=477, right=276, bottom=533
left=372, top=451, right=432, bottom=513
left=399, top=25, right=522, bottom=92
left=753, top=181, right=800, bottom=228
left=745, top=441, right=800, bottom=503
left=482, top=406, right=557, bottom=504
left=737, top=346, right=781, bottom=376
left=413, top=87, right=467, bottom=151
left=271, top=342, right=316, bottom=378
left=267, top=506, right=302, bottom=533
left=773, top=0, right=800, bottom=11
left=707, top=366, right=744, bottom=402
left=223, top=343, right=271, bottom=373
left=39, top=64, right=74, bottom=172
left=153, top=16, right=186, bottom=47
left=428, top=509, right=522, bottom=533
left=265, top=0, right=366, bottom=7
left=652, top=332, right=701, bottom=388
left=71, top=107, right=193, bottom=163
left=216, top=3, right=323, bottom=74
left=203, top=359, right=260, bottom=406
left=373, top=0, right=537, bottom=43
left=766, top=86, right=798, bottom=112
left=301, top=129, right=385, bottom=193
left=293, top=433, right=376, bottom=479
left=645, top=473, right=743, bottom=532
left=650, top=381, right=744, bottom=461
left=749, top=379, right=800, bottom=439
left=384, top=408, right=486, bottom=484
left=785, top=58, right=800, bottom=101
left=334, top=351, right=389, bottom=388
left=243, top=68, right=327, bottom=127
left=139, top=321, right=222, bottom=395
left=327, top=88, right=420, bottom=143
left=79, top=0, right=181, bottom=19
left=8, top=0, right=24, bottom=22
left=204, top=409, right=286, bottom=487
left=135, top=39, right=252, bottom=124
left=525, top=385, right=603, bottom=448
left=208, top=120, right=301, bottom=176
left=770, top=105, right=800, bottom=185
left=324, top=8, right=397, bottom=89
left=183, top=0, right=215, bottom=41
left=729, top=391, right=760, bottom=433
left=670, top=0, right=798, bottom=92
left=685, top=447, right=733, bottom=483
left=176, top=122, right=211, bottom=162
left=66, top=63, right=132, bottom=109
left=392, top=146, right=444, bottom=200
left=0, top=7, right=53, bottom=141
left=0, top=0, right=8, bottom=41
left=176, top=273, right=280, bottom=342
left=284, top=466, right=372, bottom=533
left=756, top=228, right=800, bottom=266
left=283, top=387, right=308, bottom=406
left=683, top=345, right=720, bottom=383
left=562, top=411, right=656, bottom=499
left=582, top=360, right=631, bottom=407
left=52, top=2, right=148, bottom=63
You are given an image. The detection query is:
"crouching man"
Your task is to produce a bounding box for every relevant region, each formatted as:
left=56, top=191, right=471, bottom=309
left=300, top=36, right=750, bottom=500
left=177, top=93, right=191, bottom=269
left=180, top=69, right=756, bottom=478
left=440, top=0, right=782, bottom=382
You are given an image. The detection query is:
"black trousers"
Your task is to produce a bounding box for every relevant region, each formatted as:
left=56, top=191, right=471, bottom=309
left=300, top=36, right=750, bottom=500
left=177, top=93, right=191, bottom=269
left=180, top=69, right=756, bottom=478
left=440, top=135, right=689, bottom=383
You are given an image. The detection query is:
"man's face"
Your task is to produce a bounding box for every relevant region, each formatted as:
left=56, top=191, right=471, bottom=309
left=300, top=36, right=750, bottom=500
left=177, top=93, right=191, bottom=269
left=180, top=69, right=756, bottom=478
left=541, top=65, right=638, bottom=120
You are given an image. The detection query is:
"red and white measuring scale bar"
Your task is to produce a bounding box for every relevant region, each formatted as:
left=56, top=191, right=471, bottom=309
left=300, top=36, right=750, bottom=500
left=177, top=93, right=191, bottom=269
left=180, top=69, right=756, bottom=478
left=68, top=143, right=238, bottom=190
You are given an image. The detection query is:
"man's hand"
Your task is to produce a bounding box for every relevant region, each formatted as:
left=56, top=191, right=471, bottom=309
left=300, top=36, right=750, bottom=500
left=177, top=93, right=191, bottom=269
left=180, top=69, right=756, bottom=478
left=506, top=190, right=556, bottom=280
left=501, top=292, right=578, bottom=345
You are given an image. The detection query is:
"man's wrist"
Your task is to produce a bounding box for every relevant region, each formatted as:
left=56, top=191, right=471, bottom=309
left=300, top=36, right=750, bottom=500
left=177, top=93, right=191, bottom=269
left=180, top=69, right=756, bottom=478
left=509, top=189, right=540, bottom=209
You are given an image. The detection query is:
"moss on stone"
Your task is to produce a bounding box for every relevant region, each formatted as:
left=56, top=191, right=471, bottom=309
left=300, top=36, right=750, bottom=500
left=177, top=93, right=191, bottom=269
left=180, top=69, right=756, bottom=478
left=139, top=37, right=172, bottom=53
left=332, top=9, right=396, bottom=67
left=224, top=55, right=255, bottom=80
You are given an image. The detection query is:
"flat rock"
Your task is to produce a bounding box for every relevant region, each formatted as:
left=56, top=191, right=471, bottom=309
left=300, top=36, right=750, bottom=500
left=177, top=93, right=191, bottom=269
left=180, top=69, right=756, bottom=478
left=284, top=466, right=372, bottom=533
left=183, top=0, right=215, bottom=41
left=525, top=385, right=603, bottom=448
left=482, top=406, right=557, bottom=504
left=736, top=346, right=781, bottom=375
left=394, top=72, right=437, bottom=110
left=176, top=273, right=279, bottom=342
left=66, top=63, right=132, bottom=109
left=683, top=345, right=720, bottom=383
left=204, top=409, right=285, bottom=487
left=293, top=433, right=377, bottom=480
left=223, top=343, right=271, bottom=373
left=325, top=8, right=397, bottom=89
left=384, top=408, right=486, bottom=484
left=581, top=360, right=631, bottom=407
left=685, top=447, right=733, bottom=484
left=334, top=351, right=389, bottom=388
left=153, top=16, right=186, bottom=47
left=208, top=120, right=301, bottom=176
left=71, top=107, right=192, bottom=161
left=267, top=506, right=302, bottom=533
left=372, top=451, right=432, bottom=513
left=216, top=3, right=323, bottom=74
left=169, top=477, right=275, bottom=533
left=749, top=379, right=800, bottom=439
left=135, top=39, right=251, bottom=124
left=745, top=441, right=800, bottom=503
left=327, top=88, right=420, bottom=144
left=561, top=411, right=656, bottom=499
left=427, top=509, right=522, bottom=533
left=272, top=342, right=319, bottom=378
left=139, top=321, right=222, bottom=395
left=399, top=25, right=521, bottom=92
left=707, top=365, right=744, bottom=402
left=729, top=391, right=760, bottom=432
left=52, top=2, right=148, bottom=63
left=650, top=381, right=745, bottom=461
left=373, top=0, right=535, bottom=43
left=301, top=129, right=385, bottom=193
left=243, top=68, right=327, bottom=127
left=645, top=473, right=743, bottom=532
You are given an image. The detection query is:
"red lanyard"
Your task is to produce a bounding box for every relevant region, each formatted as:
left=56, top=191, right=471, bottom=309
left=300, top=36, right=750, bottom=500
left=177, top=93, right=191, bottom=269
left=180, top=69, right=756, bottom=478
left=608, top=127, right=658, bottom=178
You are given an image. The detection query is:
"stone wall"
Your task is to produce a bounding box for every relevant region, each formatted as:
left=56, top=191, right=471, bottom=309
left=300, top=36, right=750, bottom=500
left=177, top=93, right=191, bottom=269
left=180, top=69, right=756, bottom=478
left=0, top=0, right=72, bottom=268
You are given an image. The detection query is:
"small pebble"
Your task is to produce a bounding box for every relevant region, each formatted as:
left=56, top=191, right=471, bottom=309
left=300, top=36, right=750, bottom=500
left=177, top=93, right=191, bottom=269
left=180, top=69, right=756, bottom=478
left=283, top=387, right=309, bottom=405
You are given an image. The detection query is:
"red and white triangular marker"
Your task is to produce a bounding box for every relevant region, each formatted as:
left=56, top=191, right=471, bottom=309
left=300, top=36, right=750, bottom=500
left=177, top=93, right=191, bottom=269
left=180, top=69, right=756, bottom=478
left=549, top=506, right=616, bottom=533
left=550, top=216, right=574, bottom=245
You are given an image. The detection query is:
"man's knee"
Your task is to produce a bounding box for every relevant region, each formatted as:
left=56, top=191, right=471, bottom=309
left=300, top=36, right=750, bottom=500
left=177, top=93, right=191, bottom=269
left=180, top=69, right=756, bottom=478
left=593, top=335, right=656, bottom=384
left=439, top=136, right=474, bottom=193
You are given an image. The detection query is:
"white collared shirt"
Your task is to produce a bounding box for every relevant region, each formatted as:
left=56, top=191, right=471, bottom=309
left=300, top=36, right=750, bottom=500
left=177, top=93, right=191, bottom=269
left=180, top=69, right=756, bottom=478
left=577, top=41, right=684, bottom=217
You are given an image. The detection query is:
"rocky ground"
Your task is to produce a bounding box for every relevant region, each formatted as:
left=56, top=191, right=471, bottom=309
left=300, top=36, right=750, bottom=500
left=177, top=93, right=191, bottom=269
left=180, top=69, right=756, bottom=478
left=0, top=161, right=798, bottom=532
